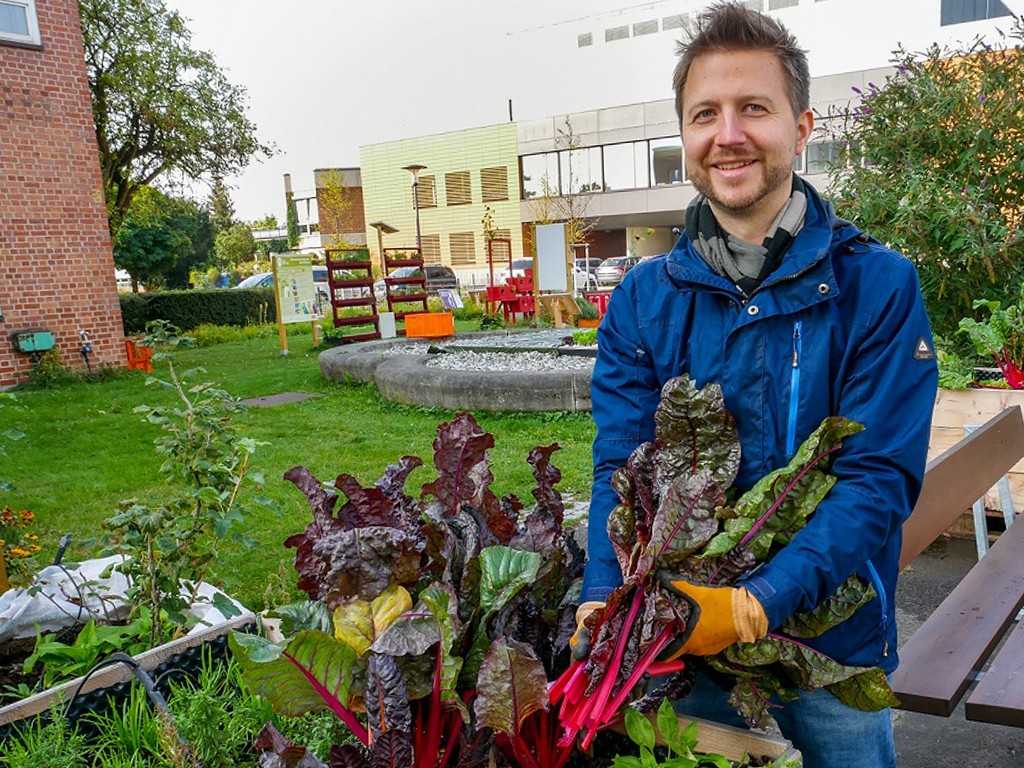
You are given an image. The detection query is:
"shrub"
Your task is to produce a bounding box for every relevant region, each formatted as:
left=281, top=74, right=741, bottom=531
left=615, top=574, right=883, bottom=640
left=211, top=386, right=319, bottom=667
left=119, top=288, right=275, bottom=334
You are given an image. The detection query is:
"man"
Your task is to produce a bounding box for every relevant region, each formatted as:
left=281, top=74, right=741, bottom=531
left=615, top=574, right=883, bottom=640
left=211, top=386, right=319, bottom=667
left=576, top=3, right=938, bottom=766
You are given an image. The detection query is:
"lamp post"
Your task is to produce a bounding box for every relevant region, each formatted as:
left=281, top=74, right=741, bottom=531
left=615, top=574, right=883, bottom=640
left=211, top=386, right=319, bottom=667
left=401, top=164, right=427, bottom=250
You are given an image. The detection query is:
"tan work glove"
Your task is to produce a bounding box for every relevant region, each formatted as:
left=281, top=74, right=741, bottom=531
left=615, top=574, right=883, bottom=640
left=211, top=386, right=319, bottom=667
left=569, top=601, right=605, bottom=660
left=661, top=577, right=768, bottom=659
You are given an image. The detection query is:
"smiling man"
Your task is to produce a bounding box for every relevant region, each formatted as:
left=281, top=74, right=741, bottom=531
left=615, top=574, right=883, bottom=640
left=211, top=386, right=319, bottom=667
left=575, top=3, right=938, bottom=766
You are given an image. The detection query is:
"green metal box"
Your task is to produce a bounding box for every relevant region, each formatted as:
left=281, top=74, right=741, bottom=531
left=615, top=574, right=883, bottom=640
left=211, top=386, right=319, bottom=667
left=12, top=330, right=56, bottom=353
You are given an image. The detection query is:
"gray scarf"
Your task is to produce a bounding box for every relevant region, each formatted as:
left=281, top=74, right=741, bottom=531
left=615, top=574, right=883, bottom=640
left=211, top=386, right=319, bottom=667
left=685, top=176, right=808, bottom=296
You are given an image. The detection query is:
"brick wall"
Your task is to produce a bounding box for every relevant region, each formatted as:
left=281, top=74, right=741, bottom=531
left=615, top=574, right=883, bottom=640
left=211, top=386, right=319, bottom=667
left=0, top=0, right=123, bottom=387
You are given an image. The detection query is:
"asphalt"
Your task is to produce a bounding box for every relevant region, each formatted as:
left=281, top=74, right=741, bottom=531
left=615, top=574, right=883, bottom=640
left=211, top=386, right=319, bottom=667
left=893, top=537, right=1022, bottom=767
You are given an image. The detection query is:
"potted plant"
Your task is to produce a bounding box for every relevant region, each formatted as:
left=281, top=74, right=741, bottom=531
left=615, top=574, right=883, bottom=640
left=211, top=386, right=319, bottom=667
left=575, top=297, right=601, bottom=329
left=958, top=289, right=1024, bottom=389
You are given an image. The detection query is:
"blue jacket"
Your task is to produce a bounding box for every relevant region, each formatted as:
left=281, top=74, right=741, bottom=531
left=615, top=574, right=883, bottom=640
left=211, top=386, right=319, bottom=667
left=582, top=183, right=937, bottom=673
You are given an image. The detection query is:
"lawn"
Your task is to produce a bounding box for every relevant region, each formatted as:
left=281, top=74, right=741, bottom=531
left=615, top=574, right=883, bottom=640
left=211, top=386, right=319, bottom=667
left=0, top=331, right=595, bottom=610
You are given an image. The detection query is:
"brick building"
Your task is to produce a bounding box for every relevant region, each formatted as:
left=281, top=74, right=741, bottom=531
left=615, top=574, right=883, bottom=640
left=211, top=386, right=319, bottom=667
left=0, top=0, right=123, bottom=387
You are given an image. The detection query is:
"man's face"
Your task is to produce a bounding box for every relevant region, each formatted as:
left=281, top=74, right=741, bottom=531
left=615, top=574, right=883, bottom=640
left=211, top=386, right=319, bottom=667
left=681, top=49, right=812, bottom=215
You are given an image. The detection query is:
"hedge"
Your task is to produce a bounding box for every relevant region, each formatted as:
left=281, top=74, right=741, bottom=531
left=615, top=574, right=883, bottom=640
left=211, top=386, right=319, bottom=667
left=119, top=288, right=276, bottom=334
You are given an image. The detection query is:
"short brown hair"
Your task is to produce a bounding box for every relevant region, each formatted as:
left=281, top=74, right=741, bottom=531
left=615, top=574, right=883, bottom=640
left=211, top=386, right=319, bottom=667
left=673, top=2, right=810, bottom=120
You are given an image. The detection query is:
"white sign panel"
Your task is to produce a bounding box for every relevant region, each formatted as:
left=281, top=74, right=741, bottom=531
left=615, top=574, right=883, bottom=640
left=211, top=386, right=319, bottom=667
left=274, top=254, right=321, bottom=324
left=535, top=223, right=568, bottom=292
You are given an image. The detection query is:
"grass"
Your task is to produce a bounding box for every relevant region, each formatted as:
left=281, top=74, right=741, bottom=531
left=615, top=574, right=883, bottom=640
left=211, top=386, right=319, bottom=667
left=1, top=328, right=594, bottom=610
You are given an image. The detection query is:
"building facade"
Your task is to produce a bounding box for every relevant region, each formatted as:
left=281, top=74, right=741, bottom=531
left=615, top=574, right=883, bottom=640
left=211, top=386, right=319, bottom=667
left=326, top=0, right=1015, bottom=286
left=359, top=123, right=522, bottom=285
left=0, top=0, right=124, bottom=387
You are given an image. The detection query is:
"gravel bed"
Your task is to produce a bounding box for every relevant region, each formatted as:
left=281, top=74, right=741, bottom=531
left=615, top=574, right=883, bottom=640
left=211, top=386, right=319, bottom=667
left=426, top=350, right=594, bottom=372
left=384, top=343, right=435, bottom=355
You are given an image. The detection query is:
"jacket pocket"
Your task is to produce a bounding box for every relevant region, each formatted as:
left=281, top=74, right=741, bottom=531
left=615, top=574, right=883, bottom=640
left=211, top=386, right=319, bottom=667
left=865, top=559, right=889, bottom=658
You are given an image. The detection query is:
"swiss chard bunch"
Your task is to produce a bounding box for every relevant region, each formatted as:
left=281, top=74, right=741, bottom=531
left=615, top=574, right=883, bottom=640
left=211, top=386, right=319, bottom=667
left=556, top=375, right=896, bottom=744
left=231, top=412, right=584, bottom=768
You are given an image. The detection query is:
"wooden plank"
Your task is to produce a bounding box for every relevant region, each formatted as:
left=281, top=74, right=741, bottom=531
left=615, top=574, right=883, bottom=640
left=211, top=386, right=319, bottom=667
left=616, top=714, right=796, bottom=763
left=901, top=406, right=1024, bottom=569
left=891, top=518, right=1024, bottom=716
left=0, top=614, right=254, bottom=727
left=964, top=615, right=1024, bottom=727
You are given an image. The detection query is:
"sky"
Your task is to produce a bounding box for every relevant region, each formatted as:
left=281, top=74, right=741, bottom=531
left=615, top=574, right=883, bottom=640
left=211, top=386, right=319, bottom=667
left=165, top=0, right=1024, bottom=222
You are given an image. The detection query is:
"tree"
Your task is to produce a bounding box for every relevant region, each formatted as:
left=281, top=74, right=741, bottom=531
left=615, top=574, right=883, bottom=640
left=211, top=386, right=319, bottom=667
left=208, top=176, right=236, bottom=232
left=214, top=223, right=256, bottom=270
left=164, top=202, right=214, bottom=289
left=525, top=117, right=597, bottom=257
left=81, top=0, right=273, bottom=234
left=825, top=18, right=1024, bottom=339
left=285, top=190, right=300, bottom=248
left=114, top=186, right=193, bottom=291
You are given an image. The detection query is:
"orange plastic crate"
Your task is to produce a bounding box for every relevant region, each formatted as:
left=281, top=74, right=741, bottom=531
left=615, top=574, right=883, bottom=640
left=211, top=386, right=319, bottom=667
left=404, top=312, right=455, bottom=339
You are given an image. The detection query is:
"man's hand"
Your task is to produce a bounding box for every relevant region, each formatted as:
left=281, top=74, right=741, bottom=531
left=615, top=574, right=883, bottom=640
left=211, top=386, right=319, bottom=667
left=660, top=575, right=768, bottom=659
left=569, top=601, right=605, bottom=660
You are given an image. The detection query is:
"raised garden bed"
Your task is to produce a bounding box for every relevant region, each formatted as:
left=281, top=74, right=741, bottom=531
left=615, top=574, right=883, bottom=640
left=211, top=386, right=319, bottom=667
left=0, top=613, right=254, bottom=733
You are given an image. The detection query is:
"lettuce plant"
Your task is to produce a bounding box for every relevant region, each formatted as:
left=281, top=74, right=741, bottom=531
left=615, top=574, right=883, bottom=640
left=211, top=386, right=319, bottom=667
left=232, top=412, right=585, bottom=768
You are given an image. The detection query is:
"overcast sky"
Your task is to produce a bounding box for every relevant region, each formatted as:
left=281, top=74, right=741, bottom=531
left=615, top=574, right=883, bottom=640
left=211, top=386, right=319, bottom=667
left=165, top=0, right=1024, bottom=222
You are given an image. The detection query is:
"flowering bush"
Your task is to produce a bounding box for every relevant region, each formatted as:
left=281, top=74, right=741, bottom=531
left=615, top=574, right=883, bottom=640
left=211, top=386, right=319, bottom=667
left=1, top=507, right=41, bottom=587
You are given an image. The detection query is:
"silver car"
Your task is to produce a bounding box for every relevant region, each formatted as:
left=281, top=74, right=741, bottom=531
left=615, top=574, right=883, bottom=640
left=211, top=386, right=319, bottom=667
left=596, top=256, right=641, bottom=286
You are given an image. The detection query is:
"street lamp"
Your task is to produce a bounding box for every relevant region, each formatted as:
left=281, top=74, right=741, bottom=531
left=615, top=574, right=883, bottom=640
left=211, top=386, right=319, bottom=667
left=401, top=163, right=427, bottom=250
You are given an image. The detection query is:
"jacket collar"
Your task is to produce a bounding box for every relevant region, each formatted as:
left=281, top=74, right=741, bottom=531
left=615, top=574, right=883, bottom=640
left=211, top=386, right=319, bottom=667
left=665, top=180, right=861, bottom=296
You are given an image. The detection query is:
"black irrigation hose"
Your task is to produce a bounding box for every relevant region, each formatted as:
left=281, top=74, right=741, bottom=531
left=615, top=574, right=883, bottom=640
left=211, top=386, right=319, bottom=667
left=66, top=653, right=205, bottom=768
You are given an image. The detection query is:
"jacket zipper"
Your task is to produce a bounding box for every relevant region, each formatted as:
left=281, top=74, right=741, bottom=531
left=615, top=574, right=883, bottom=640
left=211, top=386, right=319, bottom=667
left=865, top=559, right=889, bottom=657
left=785, top=321, right=802, bottom=458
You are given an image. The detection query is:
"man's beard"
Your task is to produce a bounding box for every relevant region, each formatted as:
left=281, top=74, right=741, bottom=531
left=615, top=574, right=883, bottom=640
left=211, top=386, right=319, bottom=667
left=688, top=156, right=790, bottom=214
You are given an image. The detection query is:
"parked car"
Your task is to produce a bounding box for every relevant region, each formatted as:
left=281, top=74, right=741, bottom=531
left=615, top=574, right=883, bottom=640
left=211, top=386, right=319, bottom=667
left=596, top=256, right=641, bottom=286
left=373, top=265, right=459, bottom=302
left=235, top=269, right=330, bottom=304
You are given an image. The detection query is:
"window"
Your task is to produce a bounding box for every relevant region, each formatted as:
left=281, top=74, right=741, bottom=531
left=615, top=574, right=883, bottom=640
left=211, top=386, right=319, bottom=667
left=520, top=153, right=560, bottom=198
left=421, top=234, right=441, bottom=265
left=605, top=25, right=630, bottom=42
left=449, top=232, right=477, bottom=266
left=0, top=0, right=40, bottom=46
left=445, top=171, right=472, bottom=206
left=558, top=146, right=603, bottom=194
left=416, top=175, right=436, bottom=208
left=577, top=32, right=592, bottom=47
left=662, top=14, right=688, bottom=31
left=768, top=0, right=799, bottom=8
left=941, top=0, right=1011, bottom=25
left=633, top=19, right=658, bottom=36
left=650, top=136, right=684, bottom=186
left=806, top=141, right=842, bottom=174
left=603, top=141, right=650, bottom=191
left=481, top=166, right=509, bottom=201
left=792, top=151, right=804, bottom=173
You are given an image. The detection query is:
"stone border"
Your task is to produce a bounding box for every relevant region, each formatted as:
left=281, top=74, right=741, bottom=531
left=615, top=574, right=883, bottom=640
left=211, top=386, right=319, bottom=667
left=318, top=334, right=593, bottom=412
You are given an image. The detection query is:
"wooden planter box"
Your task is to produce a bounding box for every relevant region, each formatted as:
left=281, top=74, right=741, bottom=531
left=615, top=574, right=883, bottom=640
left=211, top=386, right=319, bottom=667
left=0, top=614, right=254, bottom=729
left=930, top=388, right=1024, bottom=536
left=405, top=311, right=454, bottom=339
left=619, top=713, right=799, bottom=765
left=577, top=318, right=600, bottom=329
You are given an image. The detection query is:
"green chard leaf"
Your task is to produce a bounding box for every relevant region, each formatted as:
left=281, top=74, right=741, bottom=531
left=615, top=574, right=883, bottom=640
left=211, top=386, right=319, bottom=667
left=624, top=707, right=656, bottom=750
left=782, top=576, right=876, bottom=639
left=230, top=630, right=360, bottom=716
left=826, top=668, right=901, bottom=711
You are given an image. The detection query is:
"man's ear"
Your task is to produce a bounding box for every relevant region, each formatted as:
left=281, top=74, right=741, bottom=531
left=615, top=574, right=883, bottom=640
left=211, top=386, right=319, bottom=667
left=795, top=108, right=814, bottom=154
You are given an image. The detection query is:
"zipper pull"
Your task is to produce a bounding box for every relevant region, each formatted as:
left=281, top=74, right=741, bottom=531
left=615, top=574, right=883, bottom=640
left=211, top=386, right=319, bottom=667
left=791, top=323, right=801, bottom=368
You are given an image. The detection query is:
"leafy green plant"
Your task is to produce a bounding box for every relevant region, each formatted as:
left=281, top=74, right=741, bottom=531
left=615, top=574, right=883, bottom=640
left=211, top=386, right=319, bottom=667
left=0, top=709, right=88, bottom=768
left=825, top=18, right=1024, bottom=339
left=571, top=329, right=597, bottom=346
left=26, top=350, right=78, bottom=389
left=83, top=682, right=165, bottom=763
left=103, top=321, right=272, bottom=645
left=936, top=336, right=976, bottom=390
left=575, top=297, right=599, bottom=321
left=23, top=612, right=153, bottom=688
left=958, top=288, right=1024, bottom=385
left=1, top=506, right=41, bottom=586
